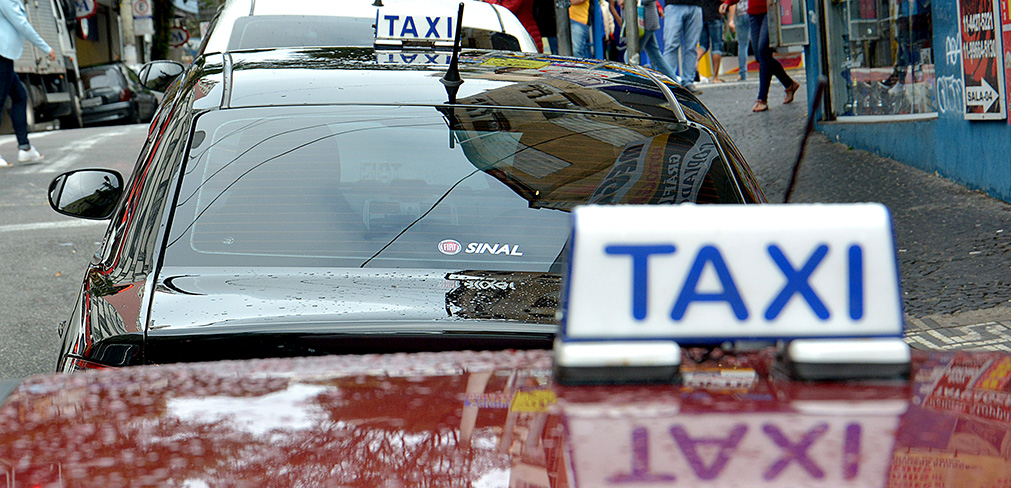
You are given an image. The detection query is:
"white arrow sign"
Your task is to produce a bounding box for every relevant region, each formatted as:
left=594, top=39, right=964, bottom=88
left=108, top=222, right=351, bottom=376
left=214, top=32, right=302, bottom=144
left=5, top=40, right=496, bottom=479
left=966, top=77, right=999, bottom=112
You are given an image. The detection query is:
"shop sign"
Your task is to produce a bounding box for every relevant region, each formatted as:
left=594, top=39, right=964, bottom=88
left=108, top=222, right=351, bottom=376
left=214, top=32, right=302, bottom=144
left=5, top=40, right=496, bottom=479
left=958, top=0, right=1007, bottom=119
left=170, top=27, right=190, bottom=48
left=1000, top=0, right=1011, bottom=124
left=72, top=0, right=95, bottom=18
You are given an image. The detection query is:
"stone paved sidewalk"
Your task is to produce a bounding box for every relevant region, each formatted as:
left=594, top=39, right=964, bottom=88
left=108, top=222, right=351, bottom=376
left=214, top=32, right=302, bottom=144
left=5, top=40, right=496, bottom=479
left=904, top=305, right=1011, bottom=351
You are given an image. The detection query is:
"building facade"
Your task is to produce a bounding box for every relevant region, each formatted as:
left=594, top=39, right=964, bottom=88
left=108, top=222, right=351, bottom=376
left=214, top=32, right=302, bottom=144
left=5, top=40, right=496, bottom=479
left=791, top=0, right=1011, bottom=203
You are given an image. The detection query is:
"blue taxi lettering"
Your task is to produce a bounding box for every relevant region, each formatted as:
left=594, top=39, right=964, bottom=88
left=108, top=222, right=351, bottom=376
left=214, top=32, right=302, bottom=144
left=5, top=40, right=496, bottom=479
left=381, top=15, right=453, bottom=39
left=604, top=244, right=676, bottom=320
left=606, top=427, right=677, bottom=483
left=670, top=424, right=747, bottom=479
left=400, top=16, right=418, bottom=37
left=606, top=242, right=868, bottom=323
left=848, top=244, right=863, bottom=320
left=425, top=16, right=452, bottom=38
left=610, top=423, right=863, bottom=482
left=382, top=15, right=400, bottom=36
left=761, top=423, right=828, bottom=479
left=765, top=244, right=829, bottom=321
left=671, top=246, right=748, bottom=321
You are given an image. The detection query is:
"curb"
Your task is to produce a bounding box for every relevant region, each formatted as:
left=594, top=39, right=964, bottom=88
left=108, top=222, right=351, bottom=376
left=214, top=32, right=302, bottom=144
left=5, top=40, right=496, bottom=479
left=904, top=304, right=1011, bottom=351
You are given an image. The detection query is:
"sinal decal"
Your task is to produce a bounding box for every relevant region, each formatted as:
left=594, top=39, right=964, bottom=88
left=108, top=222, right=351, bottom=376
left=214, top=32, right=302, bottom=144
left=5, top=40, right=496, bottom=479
left=438, top=240, right=524, bottom=256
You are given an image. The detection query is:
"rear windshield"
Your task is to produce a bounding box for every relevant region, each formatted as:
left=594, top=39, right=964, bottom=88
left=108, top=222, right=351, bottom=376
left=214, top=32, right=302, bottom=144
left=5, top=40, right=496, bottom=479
left=82, top=67, right=121, bottom=89
left=164, top=106, right=743, bottom=270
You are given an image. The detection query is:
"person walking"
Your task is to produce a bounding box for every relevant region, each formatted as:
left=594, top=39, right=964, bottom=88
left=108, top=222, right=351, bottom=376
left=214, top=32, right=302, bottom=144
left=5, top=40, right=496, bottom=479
left=661, top=0, right=703, bottom=93
left=570, top=0, right=595, bottom=58
left=0, top=0, right=54, bottom=166
left=697, top=0, right=725, bottom=83
left=728, top=0, right=750, bottom=80
left=622, top=0, right=678, bottom=81
left=720, top=0, right=799, bottom=112
left=533, top=0, right=557, bottom=53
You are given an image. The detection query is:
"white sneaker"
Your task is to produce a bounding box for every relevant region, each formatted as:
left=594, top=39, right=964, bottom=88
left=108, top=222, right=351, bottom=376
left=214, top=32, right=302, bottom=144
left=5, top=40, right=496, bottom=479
left=0, top=156, right=10, bottom=167
left=17, top=146, right=42, bottom=163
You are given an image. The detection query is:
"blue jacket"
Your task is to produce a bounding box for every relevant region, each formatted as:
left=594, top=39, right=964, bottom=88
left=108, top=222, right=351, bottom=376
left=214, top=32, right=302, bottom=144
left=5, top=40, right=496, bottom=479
left=0, top=0, right=51, bottom=61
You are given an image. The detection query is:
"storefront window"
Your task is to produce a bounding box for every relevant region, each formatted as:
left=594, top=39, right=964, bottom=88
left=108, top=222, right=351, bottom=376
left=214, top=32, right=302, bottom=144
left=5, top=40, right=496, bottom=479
left=837, top=0, right=934, bottom=116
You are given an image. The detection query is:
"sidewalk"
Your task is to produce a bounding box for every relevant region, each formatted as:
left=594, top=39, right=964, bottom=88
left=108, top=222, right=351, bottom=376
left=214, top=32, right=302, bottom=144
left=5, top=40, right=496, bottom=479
left=690, top=67, right=1011, bottom=353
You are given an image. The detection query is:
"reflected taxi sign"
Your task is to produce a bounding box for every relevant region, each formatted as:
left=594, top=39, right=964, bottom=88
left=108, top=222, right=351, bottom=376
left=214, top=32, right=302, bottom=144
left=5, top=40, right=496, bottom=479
left=562, top=203, right=903, bottom=343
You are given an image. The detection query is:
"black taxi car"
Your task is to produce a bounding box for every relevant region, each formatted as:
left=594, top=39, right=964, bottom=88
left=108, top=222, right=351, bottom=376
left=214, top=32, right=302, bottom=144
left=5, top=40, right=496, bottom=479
left=48, top=45, right=766, bottom=372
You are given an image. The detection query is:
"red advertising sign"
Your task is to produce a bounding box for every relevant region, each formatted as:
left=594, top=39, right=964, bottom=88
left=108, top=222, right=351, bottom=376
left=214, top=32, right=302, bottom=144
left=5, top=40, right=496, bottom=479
left=958, top=0, right=1008, bottom=119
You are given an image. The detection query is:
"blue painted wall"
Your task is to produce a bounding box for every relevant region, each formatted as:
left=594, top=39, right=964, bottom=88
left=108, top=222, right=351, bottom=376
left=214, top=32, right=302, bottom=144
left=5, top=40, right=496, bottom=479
left=804, top=0, right=1011, bottom=202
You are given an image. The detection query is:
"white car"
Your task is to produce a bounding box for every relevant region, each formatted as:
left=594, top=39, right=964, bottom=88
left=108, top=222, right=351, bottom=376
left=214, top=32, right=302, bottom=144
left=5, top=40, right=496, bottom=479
left=198, top=0, right=540, bottom=54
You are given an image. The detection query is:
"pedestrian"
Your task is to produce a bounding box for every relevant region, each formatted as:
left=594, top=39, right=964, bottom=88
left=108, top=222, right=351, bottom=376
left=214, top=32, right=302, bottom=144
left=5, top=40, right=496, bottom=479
left=569, top=0, right=595, bottom=58
left=484, top=0, right=543, bottom=52
left=720, top=0, right=799, bottom=112
left=607, top=0, right=624, bottom=61
left=622, top=0, right=678, bottom=81
left=661, top=0, right=703, bottom=94
left=728, top=0, right=750, bottom=81
left=532, top=0, right=557, bottom=53
left=0, top=0, right=54, bottom=166
left=697, top=0, right=724, bottom=83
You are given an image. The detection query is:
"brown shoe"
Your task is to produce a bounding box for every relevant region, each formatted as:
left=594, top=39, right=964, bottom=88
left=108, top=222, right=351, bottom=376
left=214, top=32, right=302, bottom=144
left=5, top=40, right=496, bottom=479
left=784, top=82, right=800, bottom=104
left=752, top=100, right=768, bottom=112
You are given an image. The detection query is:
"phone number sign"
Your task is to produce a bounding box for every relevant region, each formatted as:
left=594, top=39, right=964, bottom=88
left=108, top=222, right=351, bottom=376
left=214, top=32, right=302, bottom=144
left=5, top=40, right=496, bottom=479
left=958, top=0, right=1008, bottom=119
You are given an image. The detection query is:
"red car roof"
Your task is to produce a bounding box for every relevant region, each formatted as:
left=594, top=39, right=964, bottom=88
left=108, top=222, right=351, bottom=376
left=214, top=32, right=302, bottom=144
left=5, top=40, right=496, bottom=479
left=0, top=348, right=1006, bottom=487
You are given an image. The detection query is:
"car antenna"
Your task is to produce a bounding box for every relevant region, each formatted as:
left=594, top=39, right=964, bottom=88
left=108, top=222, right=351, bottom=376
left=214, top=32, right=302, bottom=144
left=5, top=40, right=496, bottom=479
left=441, top=2, right=465, bottom=104
left=783, top=75, right=828, bottom=203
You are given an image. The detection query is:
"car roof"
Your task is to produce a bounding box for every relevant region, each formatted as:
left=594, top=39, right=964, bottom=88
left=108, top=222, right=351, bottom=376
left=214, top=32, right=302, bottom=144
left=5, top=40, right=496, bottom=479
left=201, top=0, right=540, bottom=54
left=187, top=47, right=712, bottom=128
left=0, top=347, right=1001, bottom=486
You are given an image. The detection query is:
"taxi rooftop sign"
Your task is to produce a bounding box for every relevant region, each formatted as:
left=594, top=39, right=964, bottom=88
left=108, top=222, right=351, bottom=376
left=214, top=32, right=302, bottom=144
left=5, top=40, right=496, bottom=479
left=555, top=203, right=909, bottom=384
left=375, top=7, right=458, bottom=48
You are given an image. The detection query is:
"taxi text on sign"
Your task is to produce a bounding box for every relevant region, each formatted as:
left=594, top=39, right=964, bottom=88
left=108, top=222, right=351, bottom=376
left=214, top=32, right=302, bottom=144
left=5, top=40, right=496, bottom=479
left=563, top=204, right=903, bottom=343
left=376, top=7, right=456, bottom=40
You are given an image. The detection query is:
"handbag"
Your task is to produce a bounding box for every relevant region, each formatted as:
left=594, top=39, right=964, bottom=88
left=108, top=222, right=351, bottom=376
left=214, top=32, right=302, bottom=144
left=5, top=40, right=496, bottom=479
left=621, top=4, right=646, bottom=39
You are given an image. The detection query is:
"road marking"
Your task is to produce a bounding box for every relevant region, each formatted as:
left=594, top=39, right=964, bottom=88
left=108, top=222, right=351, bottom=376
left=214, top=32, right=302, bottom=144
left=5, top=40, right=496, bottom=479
left=0, top=219, right=106, bottom=233
left=21, top=126, right=141, bottom=174
left=0, top=131, right=57, bottom=146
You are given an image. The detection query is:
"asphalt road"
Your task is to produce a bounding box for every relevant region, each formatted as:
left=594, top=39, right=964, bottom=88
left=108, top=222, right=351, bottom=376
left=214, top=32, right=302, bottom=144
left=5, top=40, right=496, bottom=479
left=0, top=124, right=147, bottom=378
left=0, top=81, right=1007, bottom=378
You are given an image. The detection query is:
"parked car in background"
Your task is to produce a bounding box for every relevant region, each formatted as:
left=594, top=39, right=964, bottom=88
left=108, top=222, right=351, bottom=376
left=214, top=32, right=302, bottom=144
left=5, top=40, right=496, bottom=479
left=79, top=62, right=158, bottom=126
left=197, top=0, right=540, bottom=54
left=47, top=41, right=766, bottom=372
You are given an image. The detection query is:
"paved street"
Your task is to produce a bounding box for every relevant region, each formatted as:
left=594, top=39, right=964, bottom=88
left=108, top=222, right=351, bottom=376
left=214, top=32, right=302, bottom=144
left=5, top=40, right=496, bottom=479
left=695, top=72, right=1011, bottom=350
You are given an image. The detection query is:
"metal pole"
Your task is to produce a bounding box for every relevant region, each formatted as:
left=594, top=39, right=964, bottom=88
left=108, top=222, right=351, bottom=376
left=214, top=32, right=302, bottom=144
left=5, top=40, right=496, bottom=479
left=120, top=0, right=137, bottom=65
left=555, top=0, right=572, bottom=56
left=623, top=0, right=639, bottom=64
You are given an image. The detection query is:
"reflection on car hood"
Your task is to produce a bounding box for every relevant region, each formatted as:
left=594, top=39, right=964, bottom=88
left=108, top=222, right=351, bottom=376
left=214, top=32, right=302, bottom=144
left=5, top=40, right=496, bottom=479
left=2, top=348, right=1010, bottom=486
left=150, top=267, right=561, bottom=334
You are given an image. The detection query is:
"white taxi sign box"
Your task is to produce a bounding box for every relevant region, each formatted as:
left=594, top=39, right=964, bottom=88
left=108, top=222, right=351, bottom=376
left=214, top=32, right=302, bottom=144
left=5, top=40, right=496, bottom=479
left=555, top=203, right=910, bottom=384
left=374, top=7, right=459, bottom=48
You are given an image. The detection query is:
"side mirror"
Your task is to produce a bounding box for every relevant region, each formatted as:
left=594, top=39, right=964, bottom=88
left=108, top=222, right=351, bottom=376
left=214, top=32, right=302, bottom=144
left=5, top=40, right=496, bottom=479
left=49, top=169, right=124, bottom=220
left=139, top=60, right=186, bottom=92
